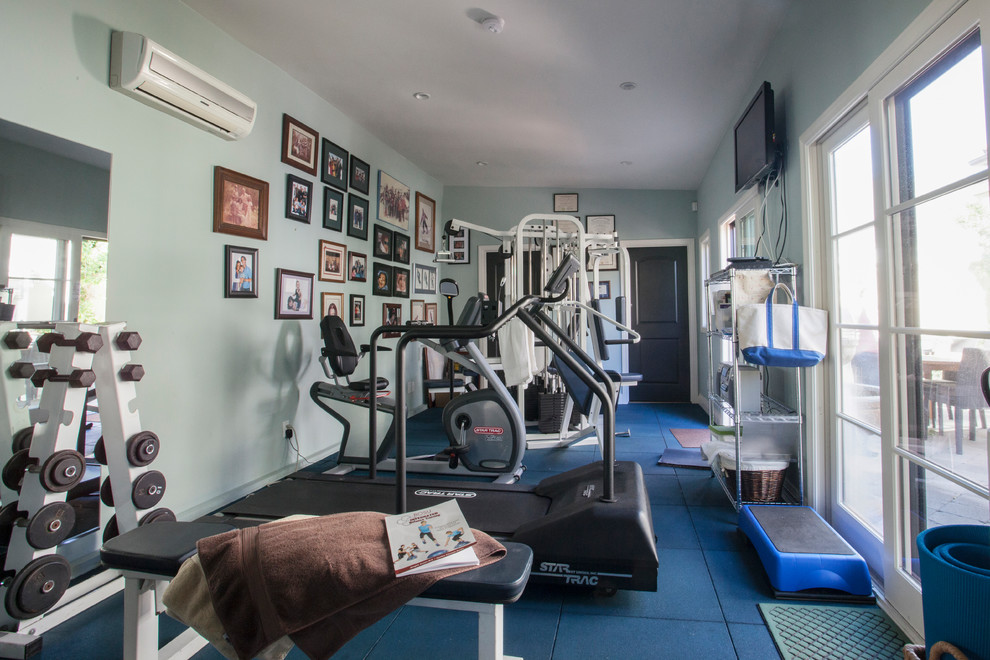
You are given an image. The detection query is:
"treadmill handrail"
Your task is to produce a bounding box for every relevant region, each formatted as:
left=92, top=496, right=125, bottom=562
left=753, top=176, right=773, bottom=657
left=521, top=307, right=617, bottom=503
left=376, top=292, right=619, bottom=513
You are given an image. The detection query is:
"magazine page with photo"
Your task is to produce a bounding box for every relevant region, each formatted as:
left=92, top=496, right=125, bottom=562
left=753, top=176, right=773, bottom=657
left=384, top=499, right=478, bottom=576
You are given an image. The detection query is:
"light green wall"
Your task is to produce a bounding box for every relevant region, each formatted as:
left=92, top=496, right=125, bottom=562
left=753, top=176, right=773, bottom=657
left=441, top=186, right=696, bottom=298
left=0, top=0, right=443, bottom=517
left=0, top=137, right=110, bottom=233
left=441, top=186, right=695, bottom=401
left=694, top=0, right=932, bottom=402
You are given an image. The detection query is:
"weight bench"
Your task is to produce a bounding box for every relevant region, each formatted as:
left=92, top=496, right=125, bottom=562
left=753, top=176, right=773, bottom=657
left=101, top=521, right=532, bottom=660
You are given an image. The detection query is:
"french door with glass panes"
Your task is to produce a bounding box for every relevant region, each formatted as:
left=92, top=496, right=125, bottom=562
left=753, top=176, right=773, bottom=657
left=821, top=4, right=990, bottom=632
left=821, top=107, right=886, bottom=577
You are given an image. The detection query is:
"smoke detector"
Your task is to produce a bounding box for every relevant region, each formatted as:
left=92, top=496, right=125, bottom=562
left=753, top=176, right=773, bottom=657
left=482, top=16, right=505, bottom=34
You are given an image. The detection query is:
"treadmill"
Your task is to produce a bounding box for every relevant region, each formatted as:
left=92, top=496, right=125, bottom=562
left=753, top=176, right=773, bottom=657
left=205, top=255, right=659, bottom=593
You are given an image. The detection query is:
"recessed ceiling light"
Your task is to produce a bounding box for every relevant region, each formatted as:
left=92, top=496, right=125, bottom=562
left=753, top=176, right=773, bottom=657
left=619, top=82, right=638, bottom=91
left=620, top=160, right=633, bottom=166
left=476, top=161, right=489, bottom=167
left=413, top=92, right=431, bottom=101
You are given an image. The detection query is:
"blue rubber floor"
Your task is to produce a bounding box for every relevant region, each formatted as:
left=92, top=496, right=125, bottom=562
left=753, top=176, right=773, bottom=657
left=39, top=402, right=783, bottom=659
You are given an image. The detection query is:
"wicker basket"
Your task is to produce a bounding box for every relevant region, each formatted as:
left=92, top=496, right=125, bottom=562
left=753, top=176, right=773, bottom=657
left=722, top=463, right=786, bottom=503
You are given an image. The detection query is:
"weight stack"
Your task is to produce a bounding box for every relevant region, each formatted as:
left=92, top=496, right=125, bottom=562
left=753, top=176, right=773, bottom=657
left=537, top=392, right=566, bottom=434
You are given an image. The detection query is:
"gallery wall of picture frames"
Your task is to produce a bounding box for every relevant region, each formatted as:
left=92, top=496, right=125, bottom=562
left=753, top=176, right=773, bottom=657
left=214, top=111, right=446, bottom=331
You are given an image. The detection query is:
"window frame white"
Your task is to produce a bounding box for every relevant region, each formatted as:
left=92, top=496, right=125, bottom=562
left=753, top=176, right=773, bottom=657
left=717, top=187, right=762, bottom=267
left=800, top=0, right=990, bottom=639
left=0, top=217, right=107, bottom=322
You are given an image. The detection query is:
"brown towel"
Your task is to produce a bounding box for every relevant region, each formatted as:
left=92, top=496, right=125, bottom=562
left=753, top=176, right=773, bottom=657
left=196, top=511, right=505, bottom=660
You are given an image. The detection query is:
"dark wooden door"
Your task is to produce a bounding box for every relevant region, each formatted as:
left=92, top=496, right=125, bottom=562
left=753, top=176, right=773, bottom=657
left=628, top=246, right=690, bottom=402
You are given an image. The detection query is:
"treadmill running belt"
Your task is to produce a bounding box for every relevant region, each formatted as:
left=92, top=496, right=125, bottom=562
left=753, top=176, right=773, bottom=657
left=219, top=478, right=552, bottom=536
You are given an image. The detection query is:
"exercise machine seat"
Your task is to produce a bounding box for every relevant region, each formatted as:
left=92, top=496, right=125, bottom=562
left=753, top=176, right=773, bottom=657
left=319, top=315, right=389, bottom=391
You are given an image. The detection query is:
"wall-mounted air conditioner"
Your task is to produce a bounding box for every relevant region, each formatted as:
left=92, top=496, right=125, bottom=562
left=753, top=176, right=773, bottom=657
left=109, top=31, right=257, bottom=140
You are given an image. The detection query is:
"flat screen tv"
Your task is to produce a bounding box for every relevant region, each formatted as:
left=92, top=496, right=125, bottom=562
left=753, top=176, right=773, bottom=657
left=734, top=81, right=776, bottom=192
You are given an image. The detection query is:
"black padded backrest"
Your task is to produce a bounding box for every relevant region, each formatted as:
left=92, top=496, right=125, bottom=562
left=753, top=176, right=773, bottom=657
left=444, top=296, right=482, bottom=351
left=457, top=295, right=484, bottom=326
left=320, top=315, right=359, bottom=378
left=551, top=351, right=596, bottom=417
left=615, top=295, right=627, bottom=325
left=590, top=299, right=609, bottom=361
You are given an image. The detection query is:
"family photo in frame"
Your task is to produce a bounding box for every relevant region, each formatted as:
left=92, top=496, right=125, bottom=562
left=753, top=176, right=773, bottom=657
left=321, top=138, right=348, bottom=191
left=348, top=251, right=367, bottom=282
left=323, top=188, right=344, bottom=231
left=377, top=170, right=410, bottom=230
left=275, top=268, right=314, bottom=319
left=224, top=245, right=258, bottom=298
left=350, top=294, right=365, bottom=326
left=280, top=114, right=319, bottom=177
left=347, top=195, right=368, bottom=240
left=321, top=291, right=344, bottom=318
left=213, top=166, right=268, bottom=241
left=286, top=174, right=312, bottom=223
left=373, top=262, right=392, bottom=296
left=319, top=240, right=346, bottom=282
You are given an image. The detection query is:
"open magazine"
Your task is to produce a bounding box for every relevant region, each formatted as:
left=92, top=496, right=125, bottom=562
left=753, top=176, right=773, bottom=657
left=384, top=499, right=478, bottom=576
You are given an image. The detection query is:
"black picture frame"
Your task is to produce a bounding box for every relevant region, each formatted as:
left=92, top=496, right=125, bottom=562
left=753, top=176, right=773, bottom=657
left=350, top=294, right=365, bottom=327
left=275, top=268, right=314, bottom=319
left=323, top=187, right=344, bottom=231
left=347, top=195, right=369, bottom=240
left=448, top=226, right=470, bottom=264
left=348, top=251, right=367, bottom=282
left=393, top=266, right=410, bottom=298
left=349, top=155, right=370, bottom=195
left=393, top=232, right=410, bottom=264
left=285, top=174, right=312, bottom=223
left=373, top=224, right=393, bottom=259
left=553, top=193, right=579, bottom=213
left=223, top=245, right=258, bottom=299
left=280, top=114, right=319, bottom=176
left=382, top=302, right=402, bottom=338
left=321, top=138, right=348, bottom=191
left=372, top=262, right=392, bottom=297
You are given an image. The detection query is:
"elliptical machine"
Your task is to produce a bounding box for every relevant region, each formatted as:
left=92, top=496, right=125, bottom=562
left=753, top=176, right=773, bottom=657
left=310, top=288, right=526, bottom=482
left=425, top=284, right=524, bottom=473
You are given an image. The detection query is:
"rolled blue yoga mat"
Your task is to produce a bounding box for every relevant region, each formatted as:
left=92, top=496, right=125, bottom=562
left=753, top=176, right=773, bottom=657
left=936, top=542, right=990, bottom=578
left=918, top=525, right=990, bottom=660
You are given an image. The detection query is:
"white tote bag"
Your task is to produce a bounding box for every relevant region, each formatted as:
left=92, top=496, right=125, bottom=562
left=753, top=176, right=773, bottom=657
left=736, top=283, right=827, bottom=367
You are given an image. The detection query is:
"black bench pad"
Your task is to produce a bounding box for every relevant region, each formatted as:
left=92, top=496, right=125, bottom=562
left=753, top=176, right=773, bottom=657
left=101, top=521, right=532, bottom=604
left=421, top=542, right=532, bottom=604
left=101, top=521, right=235, bottom=576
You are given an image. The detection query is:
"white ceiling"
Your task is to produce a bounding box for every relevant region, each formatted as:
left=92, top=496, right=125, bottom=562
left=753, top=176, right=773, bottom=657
left=184, top=0, right=791, bottom=190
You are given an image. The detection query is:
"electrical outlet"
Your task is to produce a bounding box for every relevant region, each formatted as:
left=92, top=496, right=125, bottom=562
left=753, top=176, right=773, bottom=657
left=406, top=380, right=415, bottom=395
left=281, top=421, right=293, bottom=439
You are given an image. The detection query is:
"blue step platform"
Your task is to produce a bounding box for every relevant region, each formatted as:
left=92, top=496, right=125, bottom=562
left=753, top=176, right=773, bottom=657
left=739, top=504, right=873, bottom=599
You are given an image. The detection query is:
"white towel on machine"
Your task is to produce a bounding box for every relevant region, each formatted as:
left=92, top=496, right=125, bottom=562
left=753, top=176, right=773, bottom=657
left=498, top=318, right=540, bottom=387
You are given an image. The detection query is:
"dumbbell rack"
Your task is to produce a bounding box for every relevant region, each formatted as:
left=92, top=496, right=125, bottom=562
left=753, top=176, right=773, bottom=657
left=0, top=321, right=166, bottom=657
left=92, top=322, right=170, bottom=542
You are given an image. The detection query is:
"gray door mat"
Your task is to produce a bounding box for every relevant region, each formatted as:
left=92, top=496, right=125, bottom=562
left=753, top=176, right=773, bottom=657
left=759, top=602, right=910, bottom=660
